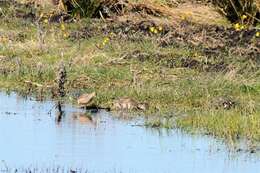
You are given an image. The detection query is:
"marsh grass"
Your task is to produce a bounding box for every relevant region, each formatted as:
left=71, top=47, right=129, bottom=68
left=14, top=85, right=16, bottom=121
left=176, top=111, right=260, bottom=144
left=0, top=1, right=259, bottom=145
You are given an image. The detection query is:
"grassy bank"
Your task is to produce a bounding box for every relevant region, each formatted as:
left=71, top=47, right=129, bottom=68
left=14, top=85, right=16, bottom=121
left=0, top=0, right=260, bottom=145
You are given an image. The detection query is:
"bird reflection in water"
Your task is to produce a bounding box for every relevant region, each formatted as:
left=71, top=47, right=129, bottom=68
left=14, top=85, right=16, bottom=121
left=71, top=112, right=98, bottom=126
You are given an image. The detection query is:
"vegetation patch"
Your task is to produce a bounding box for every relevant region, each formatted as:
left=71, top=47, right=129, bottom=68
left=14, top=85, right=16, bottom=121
left=211, top=0, right=259, bottom=24
left=0, top=0, right=260, bottom=148
left=71, top=19, right=259, bottom=59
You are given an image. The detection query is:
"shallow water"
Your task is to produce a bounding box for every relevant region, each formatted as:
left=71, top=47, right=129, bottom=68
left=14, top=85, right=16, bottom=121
left=0, top=92, right=259, bottom=173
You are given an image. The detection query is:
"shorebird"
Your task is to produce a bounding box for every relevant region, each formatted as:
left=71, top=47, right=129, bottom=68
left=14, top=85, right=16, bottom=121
left=77, top=92, right=96, bottom=107
left=113, top=97, right=148, bottom=111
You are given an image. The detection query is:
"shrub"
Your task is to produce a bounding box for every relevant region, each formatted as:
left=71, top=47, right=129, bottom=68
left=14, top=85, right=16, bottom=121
left=211, top=0, right=259, bottom=24
left=61, top=0, right=102, bottom=17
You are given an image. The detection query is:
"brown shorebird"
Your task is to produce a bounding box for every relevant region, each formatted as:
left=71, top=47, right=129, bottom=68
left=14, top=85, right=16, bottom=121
left=77, top=92, right=96, bottom=107
left=113, top=97, right=148, bottom=111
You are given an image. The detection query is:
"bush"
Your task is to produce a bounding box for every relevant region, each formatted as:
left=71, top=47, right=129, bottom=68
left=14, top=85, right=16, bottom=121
left=211, top=0, right=259, bottom=24
left=61, top=0, right=102, bottom=17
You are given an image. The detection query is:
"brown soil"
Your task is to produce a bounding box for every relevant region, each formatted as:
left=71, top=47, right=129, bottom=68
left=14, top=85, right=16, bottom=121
left=71, top=18, right=259, bottom=61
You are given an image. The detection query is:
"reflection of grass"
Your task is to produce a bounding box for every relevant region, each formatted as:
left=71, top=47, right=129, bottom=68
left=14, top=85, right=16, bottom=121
left=0, top=2, right=260, bottom=146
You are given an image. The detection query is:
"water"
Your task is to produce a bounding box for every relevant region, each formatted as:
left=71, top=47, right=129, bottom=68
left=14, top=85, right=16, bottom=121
left=0, top=92, right=259, bottom=173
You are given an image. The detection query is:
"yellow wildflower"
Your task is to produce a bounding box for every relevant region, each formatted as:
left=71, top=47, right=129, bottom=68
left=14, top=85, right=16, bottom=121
left=158, top=26, right=163, bottom=31
left=109, top=32, right=115, bottom=37
left=241, top=15, right=247, bottom=20
left=39, top=13, right=44, bottom=18
left=234, top=23, right=240, bottom=31
left=181, top=15, right=186, bottom=20
left=44, top=19, right=48, bottom=24
left=149, top=27, right=155, bottom=33
left=63, top=32, right=69, bottom=38
left=61, top=24, right=66, bottom=31
left=256, top=32, right=260, bottom=37
left=104, top=37, right=110, bottom=43
left=102, top=37, right=110, bottom=46
left=240, top=25, right=245, bottom=30
left=154, top=29, right=158, bottom=34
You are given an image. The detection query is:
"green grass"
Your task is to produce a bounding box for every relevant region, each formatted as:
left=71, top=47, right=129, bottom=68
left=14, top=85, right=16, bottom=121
left=176, top=111, right=260, bottom=143
left=0, top=1, right=260, bottom=147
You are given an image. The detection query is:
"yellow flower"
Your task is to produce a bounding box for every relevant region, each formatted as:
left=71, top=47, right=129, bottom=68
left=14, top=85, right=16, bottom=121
left=158, top=26, right=163, bottom=31
left=44, top=19, right=48, bottom=24
left=181, top=15, right=186, bottom=20
left=241, top=15, right=247, bottom=20
left=63, top=32, right=69, bottom=38
left=234, top=23, right=240, bottom=31
left=61, top=24, right=66, bottom=31
left=103, top=37, right=110, bottom=43
left=149, top=27, right=155, bottom=33
left=240, top=25, right=245, bottom=30
left=39, top=13, right=44, bottom=18
left=256, top=32, right=260, bottom=37
left=154, top=29, right=158, bottom=34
